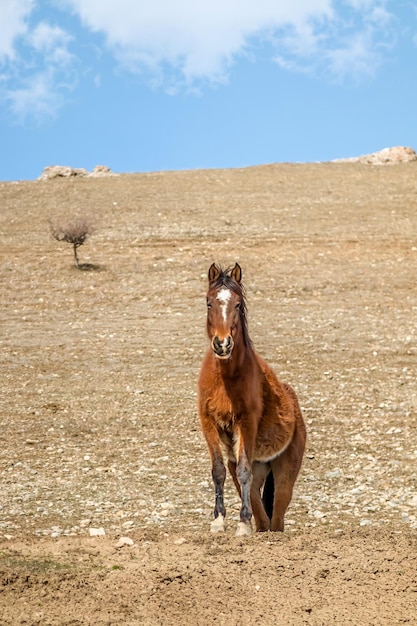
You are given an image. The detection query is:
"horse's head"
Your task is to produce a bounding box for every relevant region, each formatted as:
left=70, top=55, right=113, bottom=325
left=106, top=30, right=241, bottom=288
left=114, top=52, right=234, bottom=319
left=205, top=263, right=248, bottom=359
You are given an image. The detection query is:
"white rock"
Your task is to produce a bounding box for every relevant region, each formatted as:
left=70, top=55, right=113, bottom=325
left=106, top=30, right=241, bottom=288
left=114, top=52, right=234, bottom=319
left=325, top=469, right=342, bottom=479
left=38, top=165, right=89, bottom=180
left=90, top=165, right=113, bottom=176
left=89, top=527, right=106, bottom=537
left=173, top=537, right=187, bottom=545
left=122, top=520, right=134, bottom=528
left=115, top=536, right=135, bottom=548
left=333, top=146, right=417, bottom=165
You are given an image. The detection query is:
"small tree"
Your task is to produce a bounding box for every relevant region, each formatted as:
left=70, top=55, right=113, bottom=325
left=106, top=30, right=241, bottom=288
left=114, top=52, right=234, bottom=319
left=50, top=216, right=94, bottom=268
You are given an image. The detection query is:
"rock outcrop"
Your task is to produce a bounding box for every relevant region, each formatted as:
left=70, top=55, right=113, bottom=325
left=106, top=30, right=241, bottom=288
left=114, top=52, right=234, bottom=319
left=90, top=165, right=113, bottom=177
left=333, top=146, right=417, bottom=165
left=38, top=165, right=115, bottom=180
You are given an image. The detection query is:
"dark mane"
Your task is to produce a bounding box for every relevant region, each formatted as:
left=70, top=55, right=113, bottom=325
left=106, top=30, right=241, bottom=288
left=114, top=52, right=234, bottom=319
left=209, top=265, right=252, bottom=348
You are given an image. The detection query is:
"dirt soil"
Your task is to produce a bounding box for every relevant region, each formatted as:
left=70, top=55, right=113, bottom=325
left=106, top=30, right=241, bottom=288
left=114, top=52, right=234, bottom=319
left=1, top=162, right=417, bottom=624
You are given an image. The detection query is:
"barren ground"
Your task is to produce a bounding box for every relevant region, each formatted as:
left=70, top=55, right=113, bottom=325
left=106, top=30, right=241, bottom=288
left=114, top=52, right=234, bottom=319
left=1, top=162, right=417, bottom=624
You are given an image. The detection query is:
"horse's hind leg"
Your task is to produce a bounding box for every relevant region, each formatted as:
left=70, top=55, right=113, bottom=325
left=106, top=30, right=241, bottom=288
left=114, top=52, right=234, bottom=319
left=251, top=461, right=271, bottom=532
left=270, top=429, right=305, bottom=532
left=229, top=459, right=270, bottom=532
left=227, top=460, right=241, bottom=498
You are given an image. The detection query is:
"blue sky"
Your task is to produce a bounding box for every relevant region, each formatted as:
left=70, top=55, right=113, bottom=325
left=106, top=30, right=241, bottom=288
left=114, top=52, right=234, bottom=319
left=1, top=0, right=416, bottom=181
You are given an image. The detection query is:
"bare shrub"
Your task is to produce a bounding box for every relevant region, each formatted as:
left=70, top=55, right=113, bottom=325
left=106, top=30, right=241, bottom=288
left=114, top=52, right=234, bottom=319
left=49, top=216, right=95, bottom=269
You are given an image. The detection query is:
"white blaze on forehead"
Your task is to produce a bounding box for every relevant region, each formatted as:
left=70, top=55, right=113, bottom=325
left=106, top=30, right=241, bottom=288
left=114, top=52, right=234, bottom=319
left=217, top=288, right=231, bottom=322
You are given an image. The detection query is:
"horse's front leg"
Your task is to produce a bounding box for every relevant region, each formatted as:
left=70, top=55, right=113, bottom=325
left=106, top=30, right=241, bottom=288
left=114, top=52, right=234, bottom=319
left=235, top=428, right=254, bottom=537
left=210, top=448, right=227, bottom=533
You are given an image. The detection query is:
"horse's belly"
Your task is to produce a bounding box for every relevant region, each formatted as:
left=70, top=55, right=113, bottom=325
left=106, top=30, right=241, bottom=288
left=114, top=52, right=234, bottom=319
left=254, top=421, right=294, bottom=462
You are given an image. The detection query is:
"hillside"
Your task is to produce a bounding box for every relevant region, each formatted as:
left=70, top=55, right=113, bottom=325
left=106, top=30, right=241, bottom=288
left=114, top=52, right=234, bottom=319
left=1, top=162, right=417, bottom=624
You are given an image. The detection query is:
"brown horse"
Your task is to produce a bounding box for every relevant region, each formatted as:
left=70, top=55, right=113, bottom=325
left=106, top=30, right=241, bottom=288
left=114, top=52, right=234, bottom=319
left=198, top=263, right=306, bottom=536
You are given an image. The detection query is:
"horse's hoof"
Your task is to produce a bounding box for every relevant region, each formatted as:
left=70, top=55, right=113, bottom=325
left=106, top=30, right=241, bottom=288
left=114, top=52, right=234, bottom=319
left=210, top=515, right=225, bottom=533
left=235, top=521, right=252, bottom=537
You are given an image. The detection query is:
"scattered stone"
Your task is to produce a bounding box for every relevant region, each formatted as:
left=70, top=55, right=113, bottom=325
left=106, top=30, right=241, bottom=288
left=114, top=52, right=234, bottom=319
left=50, top=525, right=63, bottom=538
left=89, top=527, right=106, bottom=537
left=325, top=469, right=342, bottom=479
left=121, top=520, right=134, bottom=528
left=80, top=519, right=91, bottom=527
left=115, top=536, right=135, bottom=548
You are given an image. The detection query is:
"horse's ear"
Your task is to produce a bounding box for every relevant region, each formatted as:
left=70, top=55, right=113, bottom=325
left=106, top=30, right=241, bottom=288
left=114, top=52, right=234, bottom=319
left=208, top=263, right=221, bottom=283
left=231, top=263, right=242, bottom=284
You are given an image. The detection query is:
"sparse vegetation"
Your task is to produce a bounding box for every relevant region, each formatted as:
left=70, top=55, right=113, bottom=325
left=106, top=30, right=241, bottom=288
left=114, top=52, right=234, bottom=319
left=49, top=216, right=95, bottom=269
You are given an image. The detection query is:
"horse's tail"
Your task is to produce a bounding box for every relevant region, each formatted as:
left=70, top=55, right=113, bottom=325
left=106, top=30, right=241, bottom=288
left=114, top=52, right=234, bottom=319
left=262, top=470, right=274, bottom=520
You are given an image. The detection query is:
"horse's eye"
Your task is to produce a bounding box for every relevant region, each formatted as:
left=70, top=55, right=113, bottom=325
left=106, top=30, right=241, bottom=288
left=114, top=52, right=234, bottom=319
left=207, top=302, right=212, bottom=309
left=235, top=302, right=241, bottom=309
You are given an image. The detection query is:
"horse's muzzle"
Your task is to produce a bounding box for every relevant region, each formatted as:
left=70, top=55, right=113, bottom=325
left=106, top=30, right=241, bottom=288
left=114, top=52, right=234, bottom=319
left=212, top=335, right=234, bottom=359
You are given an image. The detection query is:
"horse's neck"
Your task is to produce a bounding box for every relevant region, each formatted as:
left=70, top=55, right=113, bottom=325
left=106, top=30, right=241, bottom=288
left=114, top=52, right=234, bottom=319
left=217, top=341, right=255, bottom=380
left=215, top=344, right=259, bottom=415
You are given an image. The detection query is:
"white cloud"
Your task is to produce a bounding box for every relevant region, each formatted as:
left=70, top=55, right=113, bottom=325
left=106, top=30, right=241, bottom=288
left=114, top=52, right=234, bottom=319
left=0, top=0, right=401, bottom=121
left=29, top=22, right=72, bottom=53
left=29, top=22, right=75, bottom=66
left=62, top=0, right=335, bottom=83
left=5, top=69, right=62, bottom=121
left=4, top=62, right=78, bottom=124
left=59, top=0, right=397, bottom=86
left=326, top=31, right=379, bottom=78
left=0, top=2, right=78, bottom=123
left=271, top=1, right=395, bottom=80
left=0, top=0, right=34, bottom=61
